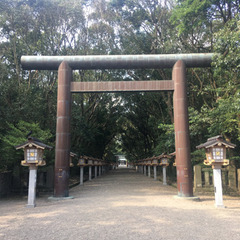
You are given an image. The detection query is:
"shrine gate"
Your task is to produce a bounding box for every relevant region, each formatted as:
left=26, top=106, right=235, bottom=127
left=21, top=53, right=213, bottom=198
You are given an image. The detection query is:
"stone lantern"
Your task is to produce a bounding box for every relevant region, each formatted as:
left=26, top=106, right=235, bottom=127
left=98, top=159, right=103, bottom=176
left=152, top=157, right=158, bottom=180
left=170, top=152, right=176, bottom=166
left=78, top=156, right=86, bottom=185
left=94, top=158, right=99, bottom=178
left=146, top=158, right=152, bottom=178
left=143, top=159, right=147, bottom=176
left=69, top=152, right=77, bottom=167
left=15, top=136, right=52, bottom=208
left=87, top=157, right=93, bottom=181
left=159, top=154, right=171, bottom=185
left=197, top=135, right=236, bottom=207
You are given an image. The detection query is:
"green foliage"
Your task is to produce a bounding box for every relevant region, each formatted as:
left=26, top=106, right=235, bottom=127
left=213, top=17, right=240, bottom=86
left=154, top=123, right=175, bottom=155
left=0, top=121, right=53, bottom=171
left=0, top=0, right=240, bottom=174
left=191, top=149, right=206, bottom=166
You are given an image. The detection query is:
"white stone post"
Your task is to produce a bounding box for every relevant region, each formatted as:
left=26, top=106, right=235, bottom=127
left=213, top=166, right=224, bottom=208
left=27, top=165, right=37, bottom=208
left=80, top=166, right=84, bottom=185
left=89, top=166, right=92, bottom=181
left=154, top=166, right=157, bottom=180
left=148, top=166, right=151, bottom=177
left=163, top=166, right=167, bottom=185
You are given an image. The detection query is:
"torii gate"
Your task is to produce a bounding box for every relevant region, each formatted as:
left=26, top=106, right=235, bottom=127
left=21, top=53, right=213, bottom=198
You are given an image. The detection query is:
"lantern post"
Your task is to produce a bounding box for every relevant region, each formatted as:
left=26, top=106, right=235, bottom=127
left=78, top=156, right=86, bottom=185
left=147, top=158, right=152, bottom=177
left=197, top=135, right=235, bottom=208
left=144, top=161, right=147, bottom=176
left=15, top=136, right=52, bottom=208
left=152, top=157, right=158, bottom=180
left=88, top=157, right=93, bottom=181
left=99, top=160, right=102, bottom=176
left=94, top=159, right=99, bottom=178
left=159, top=154, right=171, bottom=186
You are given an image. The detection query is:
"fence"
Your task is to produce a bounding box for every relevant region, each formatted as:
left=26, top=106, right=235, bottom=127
left=194, top=164, right=240, bottom=194
left=0, top=171, right=12, bottom=196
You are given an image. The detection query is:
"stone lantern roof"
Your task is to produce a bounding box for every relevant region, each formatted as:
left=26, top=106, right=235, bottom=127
left=15, top=136, right=52, bottom=150
left=70, top=152, right=77, bottom=158
left=196, top=135, right=236, bottom=149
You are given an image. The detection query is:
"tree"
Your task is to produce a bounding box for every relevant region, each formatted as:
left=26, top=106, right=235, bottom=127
left=0, top=120, right=53, bottom=171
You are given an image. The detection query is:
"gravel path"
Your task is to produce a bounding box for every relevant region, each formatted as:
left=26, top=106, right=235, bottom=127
left=1, top=167, right=240, bottom=240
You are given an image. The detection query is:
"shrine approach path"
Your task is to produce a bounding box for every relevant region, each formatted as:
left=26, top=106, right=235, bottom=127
left=0, top=167, right=240, bottom=240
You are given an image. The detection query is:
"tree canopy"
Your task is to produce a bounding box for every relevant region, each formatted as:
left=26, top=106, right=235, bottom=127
left=0, top=0, right=239, bottom=171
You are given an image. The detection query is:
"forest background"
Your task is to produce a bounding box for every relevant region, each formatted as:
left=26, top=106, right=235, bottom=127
left=0, top=0, right=239, bottom=174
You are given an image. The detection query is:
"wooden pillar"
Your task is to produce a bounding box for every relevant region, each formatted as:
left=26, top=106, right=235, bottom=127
left=173, top=60, right=193, bottom=197
left=54, top=61, right=72, bottom=197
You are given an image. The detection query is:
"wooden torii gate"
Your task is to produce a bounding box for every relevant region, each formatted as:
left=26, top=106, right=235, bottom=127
left=21, top=53, right=213, bottom=198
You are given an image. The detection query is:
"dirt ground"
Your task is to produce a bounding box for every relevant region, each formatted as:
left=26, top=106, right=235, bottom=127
left=1, top=167, right=240, bottom=240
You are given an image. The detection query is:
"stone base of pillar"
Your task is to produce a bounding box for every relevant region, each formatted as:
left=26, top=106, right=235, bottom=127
left=48, top=196, right=74, bottom=201
left=174, top=195, right=200, bottom=201
left=26, top=203, right=36, bottom=208
left=215, top=204, right=225, bottom=208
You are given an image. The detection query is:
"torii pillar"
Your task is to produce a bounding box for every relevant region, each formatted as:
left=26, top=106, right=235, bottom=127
left=173, top=60, right=193, bottom=197
left=54, top=61, right=72, bottom=197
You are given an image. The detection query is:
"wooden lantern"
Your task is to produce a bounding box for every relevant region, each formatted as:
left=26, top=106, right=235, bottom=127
left=78, top=156, right=86, bottom=166
left=196, top=135, right=235, bottom=168
left=15, top=136, right=52, bottom=167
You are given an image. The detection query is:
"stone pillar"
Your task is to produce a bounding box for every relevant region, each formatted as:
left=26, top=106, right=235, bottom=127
left=204, top=171, right=210, bottom=187
left=213, top=166, right=224, bottom=208
left=154, top=166, right=157, bottom=180
left=54, top=61, right=72, bottom=197
left=27, top=165, right=37, bottom=208
left=80, top=167, right=84, bottom=185
left=238, top=169, right=240, bottom=192
left=95, top=166, right=98, bottom=178
left=194, top=165, right=202, bottom=190
left=228, top=165, right=237, bottom=190
left=173, top=60, right=193, bottom=197
left=163, top=166, right=167, bottom=185
left=144, top=166, right=147, bottom=176
left=148, top=166, right=151, bottom=177
left=89, top=166, right=92, bottom=181
left=222, top=170, right=228, bottom=186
